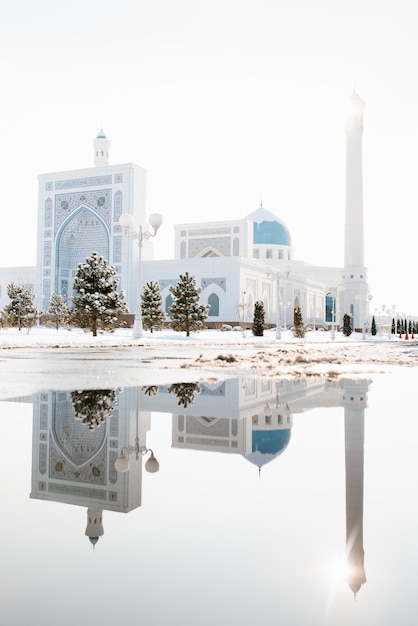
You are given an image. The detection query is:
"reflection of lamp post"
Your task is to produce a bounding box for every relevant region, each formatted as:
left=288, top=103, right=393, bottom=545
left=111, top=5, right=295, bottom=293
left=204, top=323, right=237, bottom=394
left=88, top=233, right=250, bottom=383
left=115, top=440, right=159, bottom=473
left=119, top=212, right=163, bottom=339
left=115, top=388, right=160, bottom=473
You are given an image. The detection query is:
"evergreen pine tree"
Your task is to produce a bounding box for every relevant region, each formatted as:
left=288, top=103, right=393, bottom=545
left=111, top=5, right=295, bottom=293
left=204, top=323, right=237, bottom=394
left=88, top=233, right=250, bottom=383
left=2, top=282, right=38, bottom=331
left=342, top=313, right=352, bottom=337
left=293, top=306, right=306, bottom=338
left=391, top=318, right=396, bottom=334
left=169, top=272, right=210, bottom=336
left=397, top=319, right=401, bottom=334
left=141, top=281, right=166, bottom=333
left=371, top=315, right=377, bottom=336
left=72, top=252, right=128, bottom=336
left=46, top=293, right=71, bottom=330
left=252, top=300, right=265, bottom=336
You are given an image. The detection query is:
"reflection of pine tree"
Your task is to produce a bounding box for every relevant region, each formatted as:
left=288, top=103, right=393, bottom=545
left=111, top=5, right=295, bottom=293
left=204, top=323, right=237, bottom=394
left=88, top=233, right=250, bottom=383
left=142, top=385, right=159, bottom=396
left=71, top=389, right=118, bottom=430
left=168, top=382, right=200, bottom=408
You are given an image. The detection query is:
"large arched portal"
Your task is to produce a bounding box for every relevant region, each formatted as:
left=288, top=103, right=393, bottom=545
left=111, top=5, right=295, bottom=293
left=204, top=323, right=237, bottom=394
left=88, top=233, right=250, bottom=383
left=56, top=207, right=110, bottom=302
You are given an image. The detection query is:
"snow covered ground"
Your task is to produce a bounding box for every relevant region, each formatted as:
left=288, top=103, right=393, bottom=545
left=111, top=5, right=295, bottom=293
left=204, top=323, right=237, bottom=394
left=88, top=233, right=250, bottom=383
left=0, top=325, right=417, bottom=386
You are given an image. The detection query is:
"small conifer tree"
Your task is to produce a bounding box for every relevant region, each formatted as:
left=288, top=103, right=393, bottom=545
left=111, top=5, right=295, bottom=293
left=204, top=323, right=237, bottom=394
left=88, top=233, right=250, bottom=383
left=252, top=300, right=265, bottom=336
left=72, top=252, right=128, bottom=336
left=342, top=313, right=352, bottom=337
left=169, top=272, right=210, bottom=336
left=371, top=315, right=377, bottom=336
left=141, top=281, right=166, bottom=333
left=3, top=282, right=38, bottom=332
left=391, top=318, right=396, bottom=334
left=293, top=306, right=306, bottom=338
left=46, top=293, right=71, bottom=330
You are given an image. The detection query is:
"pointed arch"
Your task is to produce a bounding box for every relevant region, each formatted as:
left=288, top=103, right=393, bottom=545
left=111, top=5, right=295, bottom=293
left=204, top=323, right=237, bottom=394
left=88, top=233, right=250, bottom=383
left=55, top=206, right=110, bottom=298
left=208, top=292, right=219, bottom=316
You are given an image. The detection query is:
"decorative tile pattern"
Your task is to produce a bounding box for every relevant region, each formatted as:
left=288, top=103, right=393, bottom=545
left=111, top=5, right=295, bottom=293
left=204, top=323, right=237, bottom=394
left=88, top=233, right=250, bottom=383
left=55, top=175, right=112, bottom=190
left=55, top=189, right=112, bottom=233
left=201, top=277, right=226, bottom=292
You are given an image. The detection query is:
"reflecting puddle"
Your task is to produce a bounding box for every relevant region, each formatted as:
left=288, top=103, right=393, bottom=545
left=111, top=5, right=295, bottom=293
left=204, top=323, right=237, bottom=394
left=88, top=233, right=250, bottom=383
left=1, top=370, right=416, bottom=625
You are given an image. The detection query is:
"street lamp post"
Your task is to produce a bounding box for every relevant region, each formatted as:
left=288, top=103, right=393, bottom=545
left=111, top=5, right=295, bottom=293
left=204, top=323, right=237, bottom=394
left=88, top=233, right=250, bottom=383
left=119, top=212, right=163, bottom=339
left=275, top=266, right=291, bottom=340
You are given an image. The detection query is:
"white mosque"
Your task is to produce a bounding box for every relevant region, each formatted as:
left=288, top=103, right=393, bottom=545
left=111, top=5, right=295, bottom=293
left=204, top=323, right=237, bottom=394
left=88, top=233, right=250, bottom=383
left=0, top=91, right=370, bottom=331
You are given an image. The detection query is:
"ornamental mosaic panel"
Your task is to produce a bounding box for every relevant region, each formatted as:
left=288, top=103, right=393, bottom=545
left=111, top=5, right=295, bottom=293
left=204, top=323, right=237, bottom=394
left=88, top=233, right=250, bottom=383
left=55, top=189, right=112, bottom=234
left=44, top=241, right=51, bottom=266
left=201, top=277, right=226, bottom=292
left=44, top=198, right=52, bottom=228
left=113, top=236, right=121, bottom=263
left=159, top=278, right=178, bottom=290
left=48, top=483, right=107, bottom=500
left=55, top=175, right=112, bottom=190
left=189, top=237, right=231, bottom=257
left=200, top=381, right=226, bottom=396
left=188, top=227, right=231, bottom=236
left=114, top=190, right=123, bottom=222
left=50, top=435, right=107, bottom=485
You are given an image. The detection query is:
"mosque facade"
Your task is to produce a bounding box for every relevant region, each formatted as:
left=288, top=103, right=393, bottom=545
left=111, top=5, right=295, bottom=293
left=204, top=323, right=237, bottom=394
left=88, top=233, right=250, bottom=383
left=0, top=92, right=370, bottom=331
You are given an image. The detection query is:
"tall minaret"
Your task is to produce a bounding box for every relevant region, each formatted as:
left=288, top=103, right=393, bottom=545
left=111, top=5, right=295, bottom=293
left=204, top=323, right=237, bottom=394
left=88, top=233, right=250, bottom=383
left=341, top=91, right=369, bottom=331
left=93, top=128, right=111, bottom=166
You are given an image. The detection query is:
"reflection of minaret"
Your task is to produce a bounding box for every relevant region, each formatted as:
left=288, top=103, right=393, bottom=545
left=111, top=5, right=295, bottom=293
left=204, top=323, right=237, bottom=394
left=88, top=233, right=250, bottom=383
left=342, top=379, right=368, bottom=597
left=85, top=507, right=104, bottom=547
left=342, top=90, right=369, bottom=330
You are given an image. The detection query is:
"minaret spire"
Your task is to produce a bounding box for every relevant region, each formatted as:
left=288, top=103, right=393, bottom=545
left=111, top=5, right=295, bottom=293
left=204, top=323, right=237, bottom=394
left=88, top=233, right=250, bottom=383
left=340, top=91, right=370, bottom=331
left=93, top=129, right=111, bottom=166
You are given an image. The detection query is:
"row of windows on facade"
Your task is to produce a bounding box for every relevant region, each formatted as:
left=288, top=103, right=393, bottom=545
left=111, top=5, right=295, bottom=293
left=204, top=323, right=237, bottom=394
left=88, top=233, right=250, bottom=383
left=252, top=414, right=291, bottom=425
left=253, top=249, right=292, bottom=260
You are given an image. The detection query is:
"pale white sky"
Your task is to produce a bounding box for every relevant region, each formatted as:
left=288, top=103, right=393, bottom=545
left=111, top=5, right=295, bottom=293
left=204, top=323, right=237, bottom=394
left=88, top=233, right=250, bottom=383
left=1, top=0, right=417, bottom=314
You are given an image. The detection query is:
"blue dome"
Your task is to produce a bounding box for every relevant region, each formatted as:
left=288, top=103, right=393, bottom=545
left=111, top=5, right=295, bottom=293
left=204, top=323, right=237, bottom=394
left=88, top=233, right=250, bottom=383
left=245, top=428, right=291, bottom=468
left=246, top=206, right=292, bottom=246
left=96, top=128, right=107, bottom=139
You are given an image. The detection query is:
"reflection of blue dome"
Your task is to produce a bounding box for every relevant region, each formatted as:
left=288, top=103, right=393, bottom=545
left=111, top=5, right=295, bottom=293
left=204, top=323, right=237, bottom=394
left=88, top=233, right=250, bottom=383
left=246, top=206, right=292, bottom=246
left=245, top=428, right=291, bottom=468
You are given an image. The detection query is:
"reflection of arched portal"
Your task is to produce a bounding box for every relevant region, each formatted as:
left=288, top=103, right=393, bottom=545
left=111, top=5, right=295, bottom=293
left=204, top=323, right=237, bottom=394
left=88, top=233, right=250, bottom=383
left=56, top=207, right=109, bottom=302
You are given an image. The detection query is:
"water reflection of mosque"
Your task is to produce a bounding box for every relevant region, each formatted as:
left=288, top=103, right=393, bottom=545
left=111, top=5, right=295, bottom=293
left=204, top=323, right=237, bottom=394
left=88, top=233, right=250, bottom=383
left=30, top=376, right=368, bottom=595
